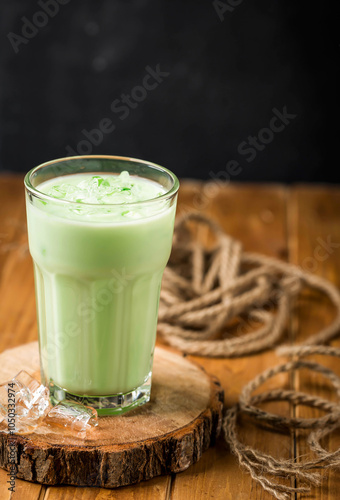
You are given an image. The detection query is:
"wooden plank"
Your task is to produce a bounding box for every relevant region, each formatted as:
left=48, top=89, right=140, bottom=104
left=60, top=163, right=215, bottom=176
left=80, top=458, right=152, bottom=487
left=44, top=476, right=170, bottom=500
left=289, top=186, right=340, bottom=499
left=171, top=182, right=294, bottom=499
left=0, top=175, right=26, bottom=277
left=0, top=467, right=45, bottom=499
left=0, top=175, right=36, bottom=353
left=0, top=468, right=11, bottom=500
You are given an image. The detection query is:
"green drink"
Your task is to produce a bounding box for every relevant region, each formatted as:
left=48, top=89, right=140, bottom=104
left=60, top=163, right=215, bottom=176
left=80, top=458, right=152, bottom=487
left=24, top=156, right=179, bottom=414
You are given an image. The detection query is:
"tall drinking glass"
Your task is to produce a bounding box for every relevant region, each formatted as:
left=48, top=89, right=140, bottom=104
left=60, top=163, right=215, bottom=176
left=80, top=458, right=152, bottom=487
left=24, top=155, right=179, bottom=415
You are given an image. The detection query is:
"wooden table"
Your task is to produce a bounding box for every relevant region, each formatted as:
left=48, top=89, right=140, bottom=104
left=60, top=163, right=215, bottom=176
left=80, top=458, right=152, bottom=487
left=0, top=176, right=339, bottom=499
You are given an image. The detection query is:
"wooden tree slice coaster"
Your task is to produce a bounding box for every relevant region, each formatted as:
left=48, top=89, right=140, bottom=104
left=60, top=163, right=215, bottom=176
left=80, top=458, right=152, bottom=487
left=0, top=342, right=223, bottom=488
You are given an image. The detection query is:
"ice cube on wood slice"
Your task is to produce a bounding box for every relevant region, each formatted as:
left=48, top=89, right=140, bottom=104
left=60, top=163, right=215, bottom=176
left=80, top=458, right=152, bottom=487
left=0, top=370, right=50, bottom=433
left=44, top=401, right=98, bottom=433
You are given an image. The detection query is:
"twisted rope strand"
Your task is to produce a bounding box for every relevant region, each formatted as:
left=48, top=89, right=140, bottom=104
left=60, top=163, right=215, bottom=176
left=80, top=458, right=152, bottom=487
left=159, top=213, right=340, bottom=356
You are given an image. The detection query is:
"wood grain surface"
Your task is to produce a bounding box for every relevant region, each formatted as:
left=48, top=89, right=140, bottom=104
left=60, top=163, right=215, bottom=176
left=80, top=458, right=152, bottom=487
left=0, top=176, right=339, bottom=499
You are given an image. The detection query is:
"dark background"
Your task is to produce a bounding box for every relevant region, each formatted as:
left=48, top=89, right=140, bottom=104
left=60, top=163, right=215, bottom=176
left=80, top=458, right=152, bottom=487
left=0, top=0, right=339, bottom=182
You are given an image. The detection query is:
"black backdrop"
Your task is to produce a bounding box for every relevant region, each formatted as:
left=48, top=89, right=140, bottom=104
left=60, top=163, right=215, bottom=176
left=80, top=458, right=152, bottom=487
left=1, top=0, right=339, bottom=182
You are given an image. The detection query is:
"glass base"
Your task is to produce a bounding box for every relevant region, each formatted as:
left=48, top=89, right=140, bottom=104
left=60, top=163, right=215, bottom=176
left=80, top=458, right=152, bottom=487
left=48, top=373, right=152, bottom=415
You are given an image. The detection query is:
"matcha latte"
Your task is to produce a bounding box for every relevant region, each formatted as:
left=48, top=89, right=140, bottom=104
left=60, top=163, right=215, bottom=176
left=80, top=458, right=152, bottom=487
left=24, top=156, right=179, bottom=414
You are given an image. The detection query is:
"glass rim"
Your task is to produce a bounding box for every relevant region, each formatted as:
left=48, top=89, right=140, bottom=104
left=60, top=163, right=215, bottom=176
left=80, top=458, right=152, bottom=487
left=24, top=155, right=180, bottom=207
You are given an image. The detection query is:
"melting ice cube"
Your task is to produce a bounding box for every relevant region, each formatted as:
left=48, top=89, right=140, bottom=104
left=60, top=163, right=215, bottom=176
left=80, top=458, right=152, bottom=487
left=0, top=372, right=98, bottom=436
left=0, top=370, right=50, bottom=433
left=44, top=400, right=98, bottom=433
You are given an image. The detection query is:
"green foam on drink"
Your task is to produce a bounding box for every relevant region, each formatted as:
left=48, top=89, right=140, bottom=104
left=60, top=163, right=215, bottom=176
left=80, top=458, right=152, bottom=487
left=41, top=171, right=164, bottom=205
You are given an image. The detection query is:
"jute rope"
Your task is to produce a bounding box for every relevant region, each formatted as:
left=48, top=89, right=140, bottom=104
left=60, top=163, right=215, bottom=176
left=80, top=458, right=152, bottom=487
left=159, top=213, right=340, bottom=356
left=160, top=212, right=340, bottom=499
left=222, top=356, right=340, bottom=500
